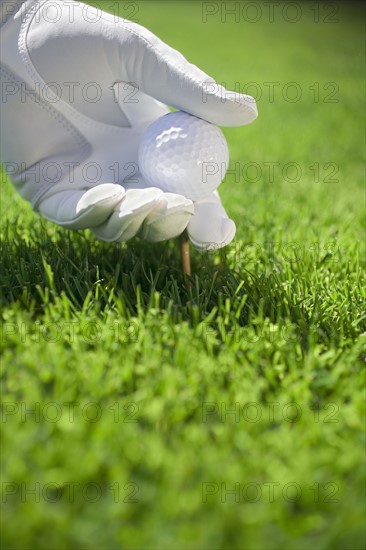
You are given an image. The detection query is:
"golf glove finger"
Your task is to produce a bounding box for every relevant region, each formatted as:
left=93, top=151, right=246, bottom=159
left=90, top=187, right=194, bottom=243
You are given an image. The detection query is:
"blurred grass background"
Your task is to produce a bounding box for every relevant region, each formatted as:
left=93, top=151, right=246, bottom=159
left=1, top=1, right=365, bottom=549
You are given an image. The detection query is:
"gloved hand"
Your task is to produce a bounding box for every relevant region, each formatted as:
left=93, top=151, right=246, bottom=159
left=0, top=0, right=257, bottom=249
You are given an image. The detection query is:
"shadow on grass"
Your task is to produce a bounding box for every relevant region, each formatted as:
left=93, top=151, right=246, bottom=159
left=0, top=221, right=231, bottom=316
left=0, top=219, right=353, bottom=351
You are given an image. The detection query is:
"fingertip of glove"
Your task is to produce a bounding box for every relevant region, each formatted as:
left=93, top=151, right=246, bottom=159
left=159, top=193, right=194, bottom=211
left=139, top=193, right=194, bottom=242
left=188, top=218, right=236, bottom=251
left=77, top=184, right=125, bottom=213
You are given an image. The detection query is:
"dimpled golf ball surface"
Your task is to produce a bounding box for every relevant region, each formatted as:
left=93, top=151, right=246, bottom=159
left=138, top=111, right=229, bottom=201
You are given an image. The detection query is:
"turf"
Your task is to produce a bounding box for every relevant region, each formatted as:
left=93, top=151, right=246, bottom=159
left=1, top=1, right=365, bottom=549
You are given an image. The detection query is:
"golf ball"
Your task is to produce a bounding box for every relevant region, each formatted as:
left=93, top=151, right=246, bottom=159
left=138, top=111, right=229, bottom=201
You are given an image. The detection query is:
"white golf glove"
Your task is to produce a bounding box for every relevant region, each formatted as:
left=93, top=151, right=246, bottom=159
left=0, top=0, right=257, bottom=249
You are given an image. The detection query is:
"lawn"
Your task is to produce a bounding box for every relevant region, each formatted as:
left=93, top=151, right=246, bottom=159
left=1, top=1, right=365, bottom=549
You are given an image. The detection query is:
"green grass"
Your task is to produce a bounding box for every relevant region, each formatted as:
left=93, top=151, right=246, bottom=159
left=1, top=1, right=365, bottom=549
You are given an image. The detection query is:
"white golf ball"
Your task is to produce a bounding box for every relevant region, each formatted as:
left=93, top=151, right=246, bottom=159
left=138, top=111, right=229, bottom=201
